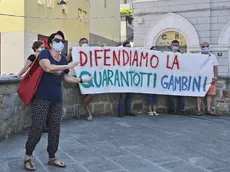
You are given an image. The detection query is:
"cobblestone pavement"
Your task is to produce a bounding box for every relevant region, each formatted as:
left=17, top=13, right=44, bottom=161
left=1, top=115, right=230, bottom=172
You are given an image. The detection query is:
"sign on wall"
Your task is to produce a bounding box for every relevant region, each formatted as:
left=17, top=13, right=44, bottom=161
left=72, top=47, right=213, bottom=97
left=156, top=31, right=187, bottom=47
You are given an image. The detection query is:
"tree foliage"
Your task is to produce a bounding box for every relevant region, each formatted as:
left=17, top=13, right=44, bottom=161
left=120, top=8, right=134, bottom=15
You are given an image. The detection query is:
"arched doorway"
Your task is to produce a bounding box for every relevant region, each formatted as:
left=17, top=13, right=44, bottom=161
left=144, top=13, right=199, bottom=51
left=156, top=31, right=187, bottom=52
left=218, top=21, right=230, bottom=74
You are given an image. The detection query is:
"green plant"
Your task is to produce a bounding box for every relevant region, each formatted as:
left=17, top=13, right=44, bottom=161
left=120, top=8, right=134, bottom=16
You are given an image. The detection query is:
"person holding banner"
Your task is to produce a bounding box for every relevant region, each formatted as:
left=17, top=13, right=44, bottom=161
left=76, top=38, right=96, bottom=121
left=196, top=42, right=218, bottom=116
left=66, top=38, right=95, bottom=121
left=147, top=46, right=159, bottom=116
left=24, top=31, right=93, bottom=171
left=118, top=41, right=136, bottom=117
left=168, top=40, right=185, bottom=114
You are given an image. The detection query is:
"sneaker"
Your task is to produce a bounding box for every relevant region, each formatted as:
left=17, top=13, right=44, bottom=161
left=153, top=111, right=159, bottom=116
left=87, top=115, right=93, bottom=121
left=148, top=112, right=154, bottom=116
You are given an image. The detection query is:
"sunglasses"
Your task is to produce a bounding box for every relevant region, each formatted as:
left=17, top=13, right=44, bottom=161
left=201, top=45, right=209, bottom=48
left=53, top=38, right=65, bottom=44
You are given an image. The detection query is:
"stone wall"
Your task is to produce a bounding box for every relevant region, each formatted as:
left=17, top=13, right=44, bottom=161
left=0, top=75, right=230, bottom=140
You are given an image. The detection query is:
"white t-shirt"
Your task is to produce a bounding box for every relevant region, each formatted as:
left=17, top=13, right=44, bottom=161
left=200, top=53, right=218, bottom=78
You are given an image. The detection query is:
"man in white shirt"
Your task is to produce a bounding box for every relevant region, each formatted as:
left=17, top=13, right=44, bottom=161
left=196, top=42, right=218, bottom=116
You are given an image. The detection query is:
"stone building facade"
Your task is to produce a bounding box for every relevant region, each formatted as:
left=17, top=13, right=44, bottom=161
left=133, top=0, right=230, bottom=75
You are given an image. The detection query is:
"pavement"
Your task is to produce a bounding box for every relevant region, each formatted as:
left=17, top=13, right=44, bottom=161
left=1, top=114, right=230, bottom=172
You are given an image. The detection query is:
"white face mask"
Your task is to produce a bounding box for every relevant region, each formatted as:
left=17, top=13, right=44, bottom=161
left=81, top=43, right=89, bottom=47
left=37, top=47, right=44, bottom=52
left=53, top=42, right=64, bottom=52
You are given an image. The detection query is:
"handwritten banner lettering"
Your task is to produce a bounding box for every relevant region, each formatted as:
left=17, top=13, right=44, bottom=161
left=72, top=47, right=213, bottom=97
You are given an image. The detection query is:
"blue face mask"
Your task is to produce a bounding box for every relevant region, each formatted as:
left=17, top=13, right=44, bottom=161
left=53, top=42, right=64, bottom=52
left=202, top=47, right=209, bottom=53
left=172, top=46, right=179, bottom=51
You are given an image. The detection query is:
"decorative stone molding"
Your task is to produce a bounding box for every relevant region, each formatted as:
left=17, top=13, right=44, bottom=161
left=218, top=21, right=230, bottom=45
left=144, top=13, right=200, bottom=48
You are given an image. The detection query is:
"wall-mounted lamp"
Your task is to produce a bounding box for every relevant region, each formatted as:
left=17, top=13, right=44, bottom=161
left=57, top=0, right=67, bottom=12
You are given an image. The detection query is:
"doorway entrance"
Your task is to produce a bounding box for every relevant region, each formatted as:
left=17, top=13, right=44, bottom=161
left=156, top=31, right=187, bottom=52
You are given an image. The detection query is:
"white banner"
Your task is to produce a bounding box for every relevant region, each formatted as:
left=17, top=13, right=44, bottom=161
left=72, top=47, right=213, bottom=97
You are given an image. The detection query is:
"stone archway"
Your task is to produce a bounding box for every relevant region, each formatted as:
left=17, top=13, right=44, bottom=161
left=144, top=13, right=199, bottom=49
left=218, top=21, right=230, bottom=74
left=218, top=21, right=230, bottom=45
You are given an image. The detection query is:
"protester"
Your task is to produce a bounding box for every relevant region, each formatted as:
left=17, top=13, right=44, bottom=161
left=168, top=40, right=185, bottom=115
left=117, top=41, right=136, bottom=117
left=70, top=38, right=96, bottom=121
left=147, top=46, right=159, bottom=116
left=16, top=40, right=50, bottom=133
left=65, top=38, right=94, bottom=121
left=24, top=31, right=94, bottom=171
left=16, top=40, right=44, bottom=78
left=66, top=38, right=88, bottom=62
left=196, top=42, right=218, bottom=116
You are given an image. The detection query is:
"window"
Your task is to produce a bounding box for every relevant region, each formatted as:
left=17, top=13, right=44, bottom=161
left=78, top=8, right=83, bottom=19
left=104, top=0, right=107, bottom=7
left=78, top=8, right=88, bottom=22
left=37, top=0, right=44, bottom=5
left=46, top=0, right=54, bottom=8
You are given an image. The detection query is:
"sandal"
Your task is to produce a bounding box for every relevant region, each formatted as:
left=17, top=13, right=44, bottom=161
left=206, top=110, right=217, bottom=116
left=75, top=107, right=85, bottom=119
left=48, top=159, right=66, bottom=168
left=24, top=159, right=36, bottom=171
left=196, top=111, right=202, bottom=116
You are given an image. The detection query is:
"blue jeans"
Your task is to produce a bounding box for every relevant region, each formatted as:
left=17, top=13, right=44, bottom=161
left=147, top=94, right=158, bottom=106
left=168, top=96, right=185, bottom=113
left=118, top=93, right=132, bottom=114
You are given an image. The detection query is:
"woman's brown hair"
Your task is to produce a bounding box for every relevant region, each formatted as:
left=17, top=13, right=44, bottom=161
left=32, top=40, right=44, bottom=52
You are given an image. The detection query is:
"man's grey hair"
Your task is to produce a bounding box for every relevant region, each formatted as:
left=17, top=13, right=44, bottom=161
left=200, top=41, right=210, bottom=46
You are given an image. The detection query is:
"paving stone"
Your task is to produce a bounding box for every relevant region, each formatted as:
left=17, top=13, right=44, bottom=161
left=160, top=160, right=208, bottom=172
left=0, top=159, right=8, bottom=171
left=85, top=141, right=130, bottom=158
left=112, top=155, right=168, bottom=172
left=122, top=144, right=179, bottom=164
left=35, top=148, right=75, bottom=165
left=105, top=170, right=129, bottom=172
left=82, top=157, right=122, bottom=172
left=187, top=156, right=230, bottom=170
left=7, top=158, right=46, bottom=172
left=212, top=168, right=230, bottom=172
left=1, top=115, right=230, bottom=172
left=46, top=163, right=88, bottom=172
left=60, top=144, right=104, bottom=164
